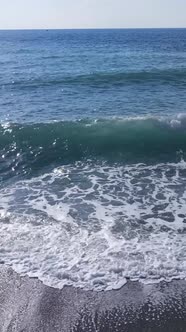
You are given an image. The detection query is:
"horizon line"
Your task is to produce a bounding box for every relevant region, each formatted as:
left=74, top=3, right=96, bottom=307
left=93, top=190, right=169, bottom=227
left=0, top=27, right=186, bottom=31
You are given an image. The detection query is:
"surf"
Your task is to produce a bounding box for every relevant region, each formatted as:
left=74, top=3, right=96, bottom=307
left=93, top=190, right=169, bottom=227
left=0, top=115, right=186, bottom=180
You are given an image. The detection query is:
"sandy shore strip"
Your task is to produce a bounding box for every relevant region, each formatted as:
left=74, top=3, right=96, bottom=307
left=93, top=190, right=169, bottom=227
left=0, top=265, right=186, bottom=332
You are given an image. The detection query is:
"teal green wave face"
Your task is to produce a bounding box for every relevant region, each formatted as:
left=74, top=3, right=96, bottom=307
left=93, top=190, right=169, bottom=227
left=0, top=117, right=186, bottom=180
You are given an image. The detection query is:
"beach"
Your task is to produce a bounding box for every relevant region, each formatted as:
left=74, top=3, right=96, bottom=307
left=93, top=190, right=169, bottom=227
left=0, top=265, right=186, bottom=332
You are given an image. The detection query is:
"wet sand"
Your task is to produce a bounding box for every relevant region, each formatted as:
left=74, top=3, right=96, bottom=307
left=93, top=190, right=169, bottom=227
left=0, top=265, right=186, bottom=332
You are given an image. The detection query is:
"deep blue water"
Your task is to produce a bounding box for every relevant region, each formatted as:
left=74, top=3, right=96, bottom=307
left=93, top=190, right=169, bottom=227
left=0, top=29, right=186, bottom=123
left=1, top=29, right=186, bottom=290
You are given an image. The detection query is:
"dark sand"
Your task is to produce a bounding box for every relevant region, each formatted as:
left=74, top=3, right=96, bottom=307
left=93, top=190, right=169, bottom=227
left=0, top=265, right=186, bottom=332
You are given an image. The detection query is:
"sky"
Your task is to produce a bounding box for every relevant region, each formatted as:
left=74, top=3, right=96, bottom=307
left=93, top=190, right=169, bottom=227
left=0, top=0, right=186, bottom=30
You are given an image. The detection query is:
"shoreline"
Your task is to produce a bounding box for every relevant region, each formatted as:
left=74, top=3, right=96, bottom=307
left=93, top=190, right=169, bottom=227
left=0, top=265, right=186, bottom=331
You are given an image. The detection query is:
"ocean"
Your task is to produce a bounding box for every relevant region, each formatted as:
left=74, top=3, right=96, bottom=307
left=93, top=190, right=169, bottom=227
left=0, top=28, right=186, bottom=291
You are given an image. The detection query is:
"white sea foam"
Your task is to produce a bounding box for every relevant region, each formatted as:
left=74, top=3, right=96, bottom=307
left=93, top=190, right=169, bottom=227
left=0, top=160, right=186, bottom=290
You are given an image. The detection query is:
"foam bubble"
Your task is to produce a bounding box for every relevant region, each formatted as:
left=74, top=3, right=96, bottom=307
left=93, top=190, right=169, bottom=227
left=0, top=161, right=186, bottom=290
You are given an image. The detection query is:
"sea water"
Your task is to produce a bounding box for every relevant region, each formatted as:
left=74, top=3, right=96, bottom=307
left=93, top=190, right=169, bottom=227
left=0, top=29, right=186, bottom=290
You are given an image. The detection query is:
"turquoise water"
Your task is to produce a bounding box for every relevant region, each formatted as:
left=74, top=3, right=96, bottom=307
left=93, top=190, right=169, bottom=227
left=0, top=29, right=186, bottom=290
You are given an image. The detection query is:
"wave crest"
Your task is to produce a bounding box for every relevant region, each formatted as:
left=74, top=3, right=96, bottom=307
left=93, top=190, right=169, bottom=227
left=0, top=115, right=186, bottom=178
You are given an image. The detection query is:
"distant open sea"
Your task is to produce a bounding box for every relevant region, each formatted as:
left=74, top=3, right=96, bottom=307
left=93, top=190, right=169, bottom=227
left=0, top=29, right=186, bottom=291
